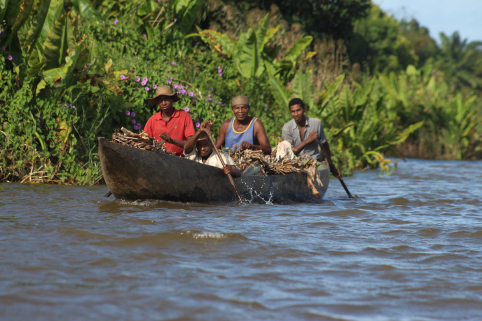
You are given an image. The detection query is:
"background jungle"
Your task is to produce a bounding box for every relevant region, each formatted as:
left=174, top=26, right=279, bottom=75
left=1, top=0, right=481, bottom=184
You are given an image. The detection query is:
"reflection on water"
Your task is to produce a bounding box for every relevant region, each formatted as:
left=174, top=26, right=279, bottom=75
left=1, top=159, right=482, bottom=320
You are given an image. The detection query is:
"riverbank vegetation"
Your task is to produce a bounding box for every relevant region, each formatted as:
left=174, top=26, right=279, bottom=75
left=1, top=0, right=481, bottom=184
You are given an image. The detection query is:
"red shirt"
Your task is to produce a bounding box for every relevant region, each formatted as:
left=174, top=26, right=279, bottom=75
left=144, top=109, right=195, bottom=156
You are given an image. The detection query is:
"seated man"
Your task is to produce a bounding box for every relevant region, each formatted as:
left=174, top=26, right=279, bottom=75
left=215, top=95, right=272, bottom=155
left=184, top=121, right=241, bottom=178
left=279, top=98, right=341, bottom=178
left=144, top=85, right=195, bottom=156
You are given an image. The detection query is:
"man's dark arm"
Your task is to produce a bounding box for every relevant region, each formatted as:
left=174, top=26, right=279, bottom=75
left=252, top=120, right=272, bottom=155
left=215, top=120, right=230, bottom=150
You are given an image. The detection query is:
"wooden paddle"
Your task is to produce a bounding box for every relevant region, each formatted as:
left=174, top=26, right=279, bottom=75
left=202, top=128, right=247, bottom=204
left=317, top=139, right=354, bottom=199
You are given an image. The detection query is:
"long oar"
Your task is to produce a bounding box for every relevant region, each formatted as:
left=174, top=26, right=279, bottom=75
left=317, top=140, right=354, bottom=199
left=203, top=128, right=246, bottom=204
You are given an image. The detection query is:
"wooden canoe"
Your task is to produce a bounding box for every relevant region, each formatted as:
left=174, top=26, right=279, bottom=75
left=98, top=137, right=330, bottom=203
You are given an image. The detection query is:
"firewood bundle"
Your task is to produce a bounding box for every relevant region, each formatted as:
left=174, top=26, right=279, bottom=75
left=228, top=148, right=317, bottom=176
left=111, top=128, right=175, bottom=155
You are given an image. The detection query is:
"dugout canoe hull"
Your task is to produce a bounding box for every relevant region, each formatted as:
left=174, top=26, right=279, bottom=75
left=98, top=137, right=330, bottom=203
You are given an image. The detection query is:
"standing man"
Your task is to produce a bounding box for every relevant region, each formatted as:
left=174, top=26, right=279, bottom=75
left=281, top=98, right=341, bottom=178
left=144, top=85, right=195, bottom=156
left=215, top=95, right=272, bottom=155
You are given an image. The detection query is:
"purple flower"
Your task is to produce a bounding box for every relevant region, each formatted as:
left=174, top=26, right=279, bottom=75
left=196, top=118, right=200, bottom=122
left=208, top=98, right=211, bottom=101
left=173, top=84, right=178, bottom=89
left=39, top=117, right=43, bottom=122
left=2, top=46, right=6, bottom=51
left=5, top=138, right=8, bottom=141
left=217, top=101, right=222, bottom=105
left=114, top=19, right=119, bottom=25
left=0, top=29, right=1, bottom=35
left=132, top=119, right=136, bottom=124
left=126, top=110, right=131, bottom=116
left=196, top=122, right=200, bottom=128
left=145, top=87, right=149, bottom=91
left=184, top=107, right=190, bottom=112
left=136, top=77, right=140, bottom=82
left=218, top=66, right=221, bottom=69
left=85, top=65, right=88, bottom=69
left=171, top=62, right=177, bottom=66
left=66, top=103, right=70, bottom=108
left=174, top=18, right=177, bottom=22
left=193, top=97, right=197, bottom=101
left=264, top=106, right=269, bottom=110
left=137, top=123, right=142, bottom=128
left=120, top=75, right=126, bottom=80
left=219, top=73, right=223, bottom=77
left=181, top=89, right=186, bottom=94
left=189, top=91, right=194, bottom=97
left=208, top=94, right=212, bottom=97
left=143, top=77, right=148, bottom=83
left=131, top=112, right=136, bottom=117
left=143, top=34, right=147, bottom=38
left=168, top=80, right=171, bottom=84
left=153, top=84, right=157, bottom=89
left=8, top=56, right=13, bottom=61
left=209, top=87, right=213, bottom=90
left=141, top=81, right=147, bottom=86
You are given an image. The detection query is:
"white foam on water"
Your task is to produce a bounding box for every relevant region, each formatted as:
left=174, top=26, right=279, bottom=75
left=192, top=232, right=228, bottom=240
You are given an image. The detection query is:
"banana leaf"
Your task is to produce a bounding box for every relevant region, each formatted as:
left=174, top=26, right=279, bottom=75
left=72, top=0, right=103, bottom=22
left=292, top=69, right=314, bottom=108
left=270, top=75, right=290, bottom=109
left=25, top=0, right=51, bottom=55
left=4, top=0, right=35, bottom=47
left=43, top=13, right=74, bottom=70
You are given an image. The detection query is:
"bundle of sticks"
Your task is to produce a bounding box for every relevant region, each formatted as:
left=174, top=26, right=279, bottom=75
left=111, top=127, right=175, bottom=155
left=227, top=148, right=317, bottom=176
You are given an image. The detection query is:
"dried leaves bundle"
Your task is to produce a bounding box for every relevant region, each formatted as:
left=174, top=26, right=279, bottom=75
left=228, top=148, right=317, bottom=176
left=111, top=128, right=175, bottom=155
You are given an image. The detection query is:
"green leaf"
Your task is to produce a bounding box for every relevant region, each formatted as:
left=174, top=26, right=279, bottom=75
left=319, top=74, right=345, bottom=108
left=0, top=0, right=11, bottom=23
left=38, top=0, right=64, bottom=50
left=255, top=13, right=269, bottom=53
left=236, top=29, right=264, bottom=78
left=283, top=36, right=313, bottom=62
left=176, top=0, right=202, bottom=34
left=4, top=0, right=35, bottom=47
left=292, top=69, right=314, bottom=108
left=43, top=13, right=73, bottom=70
left=270, top=75, right=290, bottom=108
left=25, top=0, right=51, bottom=54
left=72, top=0, right=103, bottom=22
left=42, top=35, right=87, bottom=87
left=263, top=25, right=280, bottom=48
left=138, top=0, right=157, bottom=16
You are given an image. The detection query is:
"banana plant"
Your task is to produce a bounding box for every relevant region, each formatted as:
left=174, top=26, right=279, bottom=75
left=188, top=13, right=316, bottom=81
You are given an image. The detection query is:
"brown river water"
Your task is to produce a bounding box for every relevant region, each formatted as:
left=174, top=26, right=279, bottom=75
left=1, top=159, right=482, bottom=320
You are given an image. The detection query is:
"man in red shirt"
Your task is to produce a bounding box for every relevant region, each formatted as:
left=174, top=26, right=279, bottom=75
left=144, top=85, right=195, bottom=156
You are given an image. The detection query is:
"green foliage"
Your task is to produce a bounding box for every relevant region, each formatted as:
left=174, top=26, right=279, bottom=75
left=0, top=0, right=481, bottom=186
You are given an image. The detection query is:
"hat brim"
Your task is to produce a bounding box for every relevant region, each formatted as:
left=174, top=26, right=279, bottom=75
left=148, top=93, right=181, bottom=105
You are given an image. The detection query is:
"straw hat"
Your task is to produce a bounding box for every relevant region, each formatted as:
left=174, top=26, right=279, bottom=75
left=232, top=95, right=249, bottom=106
left=147, top=85, right=181, bottom=105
